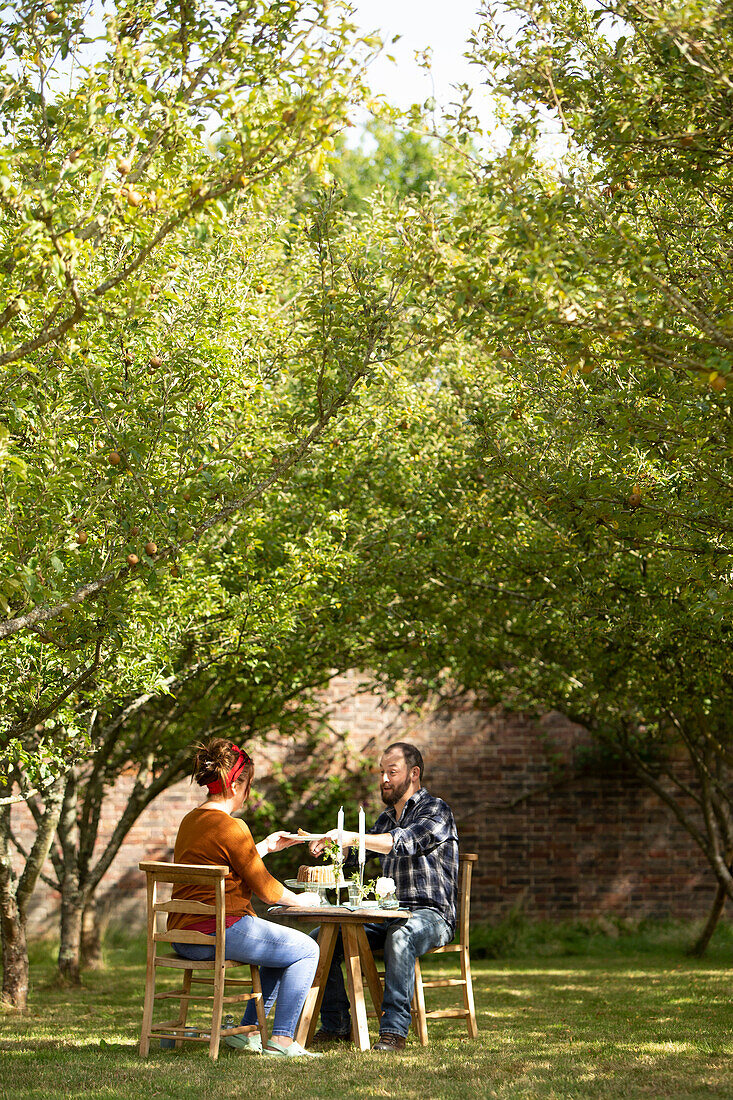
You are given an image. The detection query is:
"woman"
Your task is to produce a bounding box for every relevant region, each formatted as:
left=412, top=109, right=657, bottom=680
left=168, top=738, right=321, bottom=1058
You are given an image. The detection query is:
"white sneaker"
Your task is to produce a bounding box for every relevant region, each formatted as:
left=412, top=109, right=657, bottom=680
left=223, top=1032, right=263, bottom=1052
left=264, top=1039, right=323, bottom=1058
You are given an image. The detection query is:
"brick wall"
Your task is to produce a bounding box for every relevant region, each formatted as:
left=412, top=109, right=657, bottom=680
left=325, top=675, right=712, bottom=923
left=12, top=671, right=713, bottom=935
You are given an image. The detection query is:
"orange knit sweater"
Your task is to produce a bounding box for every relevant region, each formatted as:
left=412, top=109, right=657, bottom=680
left=166, top=806, right=285, bottom=932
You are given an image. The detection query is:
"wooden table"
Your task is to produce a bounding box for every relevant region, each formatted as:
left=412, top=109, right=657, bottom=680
left=271, top=906, right=410, bottom=1051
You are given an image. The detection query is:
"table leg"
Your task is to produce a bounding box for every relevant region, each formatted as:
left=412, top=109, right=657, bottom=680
left=295, top=922, right=338, bottom=1048
left=343, top=924, right=370, bottom=1051
left=354, top=925, right=383, bottom=1019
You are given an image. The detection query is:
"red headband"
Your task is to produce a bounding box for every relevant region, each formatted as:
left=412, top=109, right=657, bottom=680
left=204, top=746, right=252, bottom=795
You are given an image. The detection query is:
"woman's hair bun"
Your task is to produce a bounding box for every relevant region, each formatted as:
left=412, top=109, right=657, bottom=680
left=191, top=737, right=252, bottom=795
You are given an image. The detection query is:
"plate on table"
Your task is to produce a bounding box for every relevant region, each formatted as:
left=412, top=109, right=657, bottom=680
left=281, top=832, right=329, bottom=842
left=284, top=878, right=349, bottom=890
left=267, top=902, right=335, bottom=912
left=342, top=900, right=406, bottom=913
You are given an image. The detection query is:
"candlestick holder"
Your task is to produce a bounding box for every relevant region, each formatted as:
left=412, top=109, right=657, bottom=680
left=323, top=836, right=346, bottom=907
left=334, top=856, right=344, bottom=908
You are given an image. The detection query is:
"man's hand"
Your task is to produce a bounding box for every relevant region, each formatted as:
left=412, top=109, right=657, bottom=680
left=309, top=829, right=355, bottom=858
left=308, top=829, right=334, bottom=857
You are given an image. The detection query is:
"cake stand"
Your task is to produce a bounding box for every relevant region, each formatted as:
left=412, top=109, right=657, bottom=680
left=284, top=878, right=349, bottom=906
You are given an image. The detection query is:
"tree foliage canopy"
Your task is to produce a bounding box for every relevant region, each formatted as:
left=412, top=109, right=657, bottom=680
left=361, top=0, right=733, bottom=907
left=5, top=0, right=733, bottom=1007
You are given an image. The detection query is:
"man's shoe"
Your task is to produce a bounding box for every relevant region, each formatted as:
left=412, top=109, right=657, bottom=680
left=372, top=1032, right=406, bottom=1052
left=312, top=1027, right=351, bottom=1044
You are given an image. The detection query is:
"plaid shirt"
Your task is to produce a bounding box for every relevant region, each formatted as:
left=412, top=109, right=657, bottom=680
left=368, top=787, right=459, bottom=937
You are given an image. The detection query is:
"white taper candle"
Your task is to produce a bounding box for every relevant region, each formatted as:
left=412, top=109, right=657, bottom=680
left=358, top=805, right=365, bottom=864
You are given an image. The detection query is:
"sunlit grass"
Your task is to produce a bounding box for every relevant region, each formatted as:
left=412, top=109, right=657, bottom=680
left=1, top=933, right=733, bottom=1098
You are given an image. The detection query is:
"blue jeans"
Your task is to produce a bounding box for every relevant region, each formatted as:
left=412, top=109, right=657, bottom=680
left=315, top=909, right=452, bottom=1039
left=174, top=914, right=319, bottom=1038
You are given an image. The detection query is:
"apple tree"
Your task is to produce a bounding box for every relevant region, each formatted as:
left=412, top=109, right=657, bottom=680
left=0, top=0, right=389, bottom=1007
left=1, top=140, right=451, bottom=1003
left=356, top=0, right=733, bottom=948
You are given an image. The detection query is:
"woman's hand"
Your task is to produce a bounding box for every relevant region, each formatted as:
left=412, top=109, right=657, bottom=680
left=297, top=892, right=322, bottom=908
left=257, top=831, right=301, bottom=858
left=276, top=886, right=321, bottom=907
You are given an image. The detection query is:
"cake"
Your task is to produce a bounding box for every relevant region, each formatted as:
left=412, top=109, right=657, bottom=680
left=297, top=864, right=336, bottom=886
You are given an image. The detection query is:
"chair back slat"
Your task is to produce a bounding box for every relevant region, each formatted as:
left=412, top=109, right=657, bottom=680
left=140, top=860, right=229, bottom=886
left=154, top=900, right=216, bottom=916
left=154, top=930, right=215, bottom=945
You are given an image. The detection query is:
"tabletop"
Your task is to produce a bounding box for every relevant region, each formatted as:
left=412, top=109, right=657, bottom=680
left=273, top=905, right=411, bottom=921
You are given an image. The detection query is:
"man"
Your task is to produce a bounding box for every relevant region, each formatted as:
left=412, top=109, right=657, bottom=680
left=309, top=741, right=459, bottom=1052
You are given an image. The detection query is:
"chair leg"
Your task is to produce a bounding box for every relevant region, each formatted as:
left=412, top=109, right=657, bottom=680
left=139, top=958, right=156, bottom=1056
left=174, top=969, right=192, bottom=1049
left=461, top=946, right=478, bottom=1039
left=412, top=958, right=429, bottom=1047
left=209, top=963, right=226, bottom=1060
left=251, top=965, right=269, bottom=1045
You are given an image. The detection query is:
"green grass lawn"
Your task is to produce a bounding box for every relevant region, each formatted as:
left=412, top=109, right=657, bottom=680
left=1, top=931, right=732, bottom=1099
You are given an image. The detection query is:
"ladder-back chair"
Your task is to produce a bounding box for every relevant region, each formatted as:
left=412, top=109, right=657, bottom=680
left=411, top=852, right=478, bottom=1044
left=138, top=861, right=268, bottom=1060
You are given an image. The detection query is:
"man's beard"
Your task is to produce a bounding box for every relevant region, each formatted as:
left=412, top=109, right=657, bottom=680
left=380, top=775, right=411, bottom=806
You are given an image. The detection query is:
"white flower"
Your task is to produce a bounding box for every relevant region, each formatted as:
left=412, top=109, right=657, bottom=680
left=375, top=877, right=396, bottom=898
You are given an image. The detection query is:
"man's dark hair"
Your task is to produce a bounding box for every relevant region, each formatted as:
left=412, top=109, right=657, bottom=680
left=384, top=742, right=424, bottom=783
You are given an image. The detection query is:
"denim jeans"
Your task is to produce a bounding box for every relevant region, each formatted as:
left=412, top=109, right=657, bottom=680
left=173, top=914, right=319, bottom=1038
left=315, top=908, right=452, bottom=1039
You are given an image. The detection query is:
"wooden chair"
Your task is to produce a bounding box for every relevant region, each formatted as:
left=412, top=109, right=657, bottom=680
left=138, top=861, right=268, bottom=1060
left=411, top=853, right=479, bottom=1045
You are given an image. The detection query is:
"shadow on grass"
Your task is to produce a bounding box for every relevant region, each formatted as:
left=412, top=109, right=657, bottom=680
left=0, top=1039, right=139, bottom=1052
left=2, top=937, right=733, bottom=1098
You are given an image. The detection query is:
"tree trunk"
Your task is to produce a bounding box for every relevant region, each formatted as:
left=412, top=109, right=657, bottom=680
left=0, top=794, right=27, bottom=1010
left=688, top=881, right=727, bottom=957
left=56, top=768, right=83, bottom=983
left=57, top=887, right=84, bottom=983
left=621, top=739, right=733, bottom=922
left=81, top=895, right=111, bottom=970
left=0, top=879, right=28, bottom=1010
left=0, top=774, right=65, bottom=1009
